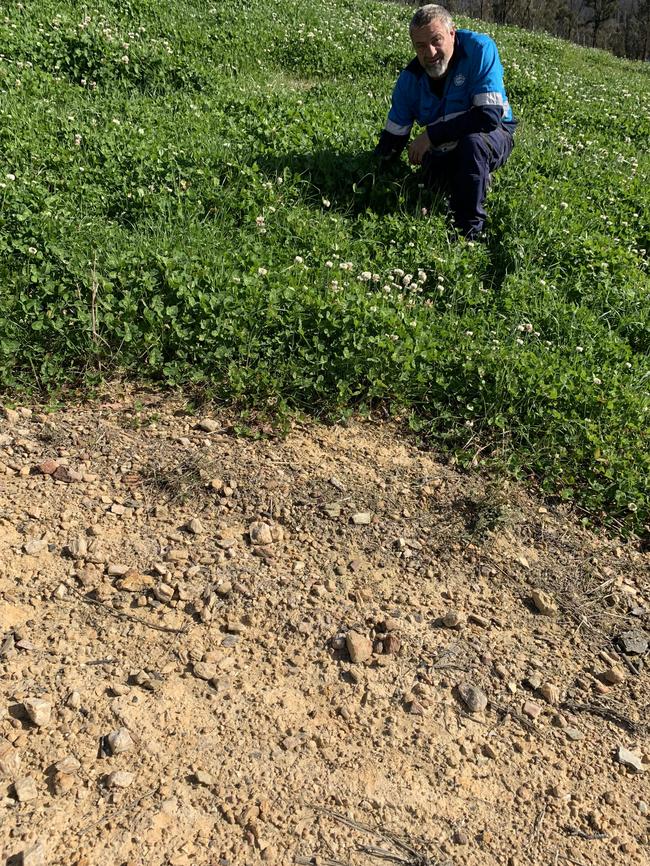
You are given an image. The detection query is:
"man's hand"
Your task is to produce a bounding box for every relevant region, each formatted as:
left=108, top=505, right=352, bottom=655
left=408, top=131, right=431, bottom=166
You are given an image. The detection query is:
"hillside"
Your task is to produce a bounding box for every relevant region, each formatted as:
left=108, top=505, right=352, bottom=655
left=0, top=0, right=649, bottom=530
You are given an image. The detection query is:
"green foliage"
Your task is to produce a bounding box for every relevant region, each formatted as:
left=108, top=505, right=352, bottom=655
left=0, top=0, right=649, bottom=533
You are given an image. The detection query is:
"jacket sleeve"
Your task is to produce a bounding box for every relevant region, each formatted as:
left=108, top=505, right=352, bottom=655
left=426, top=38, right=510, bottom=146
left=374, top=71, right=415, bottom=161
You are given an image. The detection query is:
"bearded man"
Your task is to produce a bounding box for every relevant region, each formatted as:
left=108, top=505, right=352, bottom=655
left=375, top=4, right=516, bottom=239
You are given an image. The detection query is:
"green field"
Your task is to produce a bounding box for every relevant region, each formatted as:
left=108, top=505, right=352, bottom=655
left=1, top=0, right=649, bottom=531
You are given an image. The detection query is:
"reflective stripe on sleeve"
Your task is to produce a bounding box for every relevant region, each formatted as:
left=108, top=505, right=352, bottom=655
left=473, top=92, right=504, bottom=108
left=385, top=119, right=412, bottom=135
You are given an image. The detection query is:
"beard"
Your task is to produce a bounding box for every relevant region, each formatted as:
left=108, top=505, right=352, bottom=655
left=425, top=58, right=449, bottom=79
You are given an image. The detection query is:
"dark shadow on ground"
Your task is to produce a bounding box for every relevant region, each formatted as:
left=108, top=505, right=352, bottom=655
left=255, top=149, right=448, bottom=218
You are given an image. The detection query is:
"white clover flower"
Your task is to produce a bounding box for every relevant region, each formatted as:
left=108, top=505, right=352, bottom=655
left=294, top=255, right=303, bottom=264
left=592, top=376, right=602, bottom=385
left=257, top=267, right=268, bottom=276
left=358, top=271, right=371, bottom=281
left=111, top=118, right=121, bottom=125
left=121, top=55, right=129, bottom=63
left=576, top=346, right=584, bottom=353
left=322, top=198, right=330, bottom=208
left=28, top=246, right=37, bottom=255
left=421, top=207, right=428, bottom=216
left=465, top=330, right=473, bottom=337
left=516, top=338, right=524, bottom=345
left=324, top=260, right=333, bottom=268
left=6, top=173, right=16, bottom=181
left=255, top=215, right=265, bottom=227
left=74, top=134, right=82, bottom=146
left=402, top=274, right=412, bottom=286
left=372, top=274, right=380, bottom=282
left=393, top=268, right=405, bottom=278
left=625, top=362, right=632, bottom=369
left=417, top=270, right=427, bottom=283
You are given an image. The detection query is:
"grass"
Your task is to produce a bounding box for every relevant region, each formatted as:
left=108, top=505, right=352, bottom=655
left=0, top=0, right=648, bottom=533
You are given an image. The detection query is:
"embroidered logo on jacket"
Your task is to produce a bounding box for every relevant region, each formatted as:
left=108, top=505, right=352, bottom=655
left=453, top=73, right=466, bottom=86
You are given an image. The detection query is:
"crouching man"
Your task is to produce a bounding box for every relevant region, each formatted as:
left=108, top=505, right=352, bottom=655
left=375, top=4, right=516, bottom=239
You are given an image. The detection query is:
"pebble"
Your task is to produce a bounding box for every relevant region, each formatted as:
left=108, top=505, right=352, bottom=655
left=23, top=697, right=52, bottom=727
left=193, top=770, right=213, bottom=786
left=531, top=589, right=558, bottom=616
left=602, top=665, right=626, bottom=685
left=54, top=756, right=80, bottom=775
left=383, top=633, right=401, bottom=655
left=107, top=563, right=130, bottom=576
left=0, top=737, right=21, bottom=776
left=197, top=419, right=220, bottom=432
left=616, top=746, right=643, bottom=773
left=23, top=539, right=47, bottom=556
left=67, top=690, right=81, bottom=709
left=21, top=842, right=46, bottom=866
left=351, top=512, right=372, bottom=525
left=67, top=535, right=88, bottom=559
left=456, top=682, right=488, bottom=713
left=442, top=610, right=464, bottom=629
left=106, top=770, right=134, bottom=789
left=117, top=570, right=155, bottom=592
left=107, top=728, right=134, bottom=756
left=186, top=518, right=204, bottom=535
left=539, top=682, right=560, bottom=704
left=618, top=629, right=648, bottom=655
left=565, top=727, right=584, bottom=741
left=14, top=776, right=38, bottom=802
left=453, top=830, right=468, bottom=845
left=346, top=631, right=372, bottom=664
left=522, top=701, right=542, bottom=720
left=193, top=662, right=218, bottom=681
left=37, top=458, right=59, bottom=475
left=249, top=521, right=273, bottom=546
left=638, top=801, right=648, bottom=815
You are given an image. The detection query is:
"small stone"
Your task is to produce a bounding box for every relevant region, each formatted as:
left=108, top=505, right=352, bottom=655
left=442, top=610, right=464, bottom=629
left=351, top=512, right=372, bottom=525
left=21, top=842, right=46, bottom=866
left=453, top=830, right=469, bottom=845
left=602, top=665, right=626, bottom=685
left=618, top=630, right=648, bottom=655
left=14, top=776, right=38, bottom=802
left=23, top=697, right=52, bottom=727
left=37, top=458, right=59, bottom=475
left=107, top=728, right=134, bottom=756
left=522, top=701, right=543, bottom=720
left=193, top=662, right=218, bottom=681
left=117, top=570, right=155, bottom=592
left=197, top=418, right=220, bottom=432
left=107, top=563, right=130, bottom=576
left=153, top=582, right=175, bottom=603
left=53, top=771, right=76, bottom=795
left=616, top=746, right=643, bottom=773
left=109, top=682, right=130, bottom=697
left=330, top=635, right=346, bottom=651
left=23, top=539, right=47, bottom=556
left=193, top=770, right=213, bottom=786
left=165, top=548, right=188, bottom=562
left=408, top=699, right=425, bottom=715
left=106, top=770, right=134, bottom=789
left=68, top=535, right=88, bottom=559
left=539, top=683, right=560, bottom=705
left=468, top=613, right=490, bottom=627
left=323, top=502, right=342, bottom=518
left=565, top=727, right=584, bottom=742
left=346, top=631, right=372, bottom=664
left=525, top=673, right=542, bottom=690
left=55, top=756, right=81, bottom=775
left=383, top=633, right=401, bottom=655
left=67, top=690, right=81, bottom=709
left=186, top=518, right=204, bottom=535
left=0, top=736, right=21, bottom=777
left=457, top=682, right=488, bottom=713
left=249, top=521, right=273, bottom=545
left=531, top=589, right=558, bottom=616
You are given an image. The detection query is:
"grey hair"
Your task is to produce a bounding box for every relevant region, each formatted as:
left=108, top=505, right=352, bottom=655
left=410, top=5, right=454, bottom=31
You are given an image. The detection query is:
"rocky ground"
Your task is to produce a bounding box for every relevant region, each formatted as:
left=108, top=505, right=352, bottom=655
left=0, top=387, right=648, bottom=866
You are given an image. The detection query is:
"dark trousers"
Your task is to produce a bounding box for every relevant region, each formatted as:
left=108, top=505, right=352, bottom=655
left=421, top=127, right=514, bottom=238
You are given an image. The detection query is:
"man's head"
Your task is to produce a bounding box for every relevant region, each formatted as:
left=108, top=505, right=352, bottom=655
left=409, top=5, right=456, bottom=80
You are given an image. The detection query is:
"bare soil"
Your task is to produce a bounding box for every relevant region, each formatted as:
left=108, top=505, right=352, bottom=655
left=1, top=387, right=648, bottom=866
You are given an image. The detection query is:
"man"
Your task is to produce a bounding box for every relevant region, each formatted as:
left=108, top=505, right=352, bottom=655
left=374, top=5, right=516, bottom=239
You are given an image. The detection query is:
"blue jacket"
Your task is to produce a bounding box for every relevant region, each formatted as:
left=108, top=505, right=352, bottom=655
left=376, top=29, right=516, bottom=159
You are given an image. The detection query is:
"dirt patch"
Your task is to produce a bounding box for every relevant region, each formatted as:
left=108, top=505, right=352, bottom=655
left=0, top=388, right=648, bottom=866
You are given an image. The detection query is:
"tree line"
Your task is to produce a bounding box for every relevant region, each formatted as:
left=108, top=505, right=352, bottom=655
left=446, top=0, right=650, bottom=59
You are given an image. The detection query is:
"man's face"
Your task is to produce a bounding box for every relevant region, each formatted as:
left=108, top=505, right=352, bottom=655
left=410, top=20, right=456, bottom=79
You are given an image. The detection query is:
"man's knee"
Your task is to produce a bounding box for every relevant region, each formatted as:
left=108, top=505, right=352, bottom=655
left=454, top=133, right=491, bottom=166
